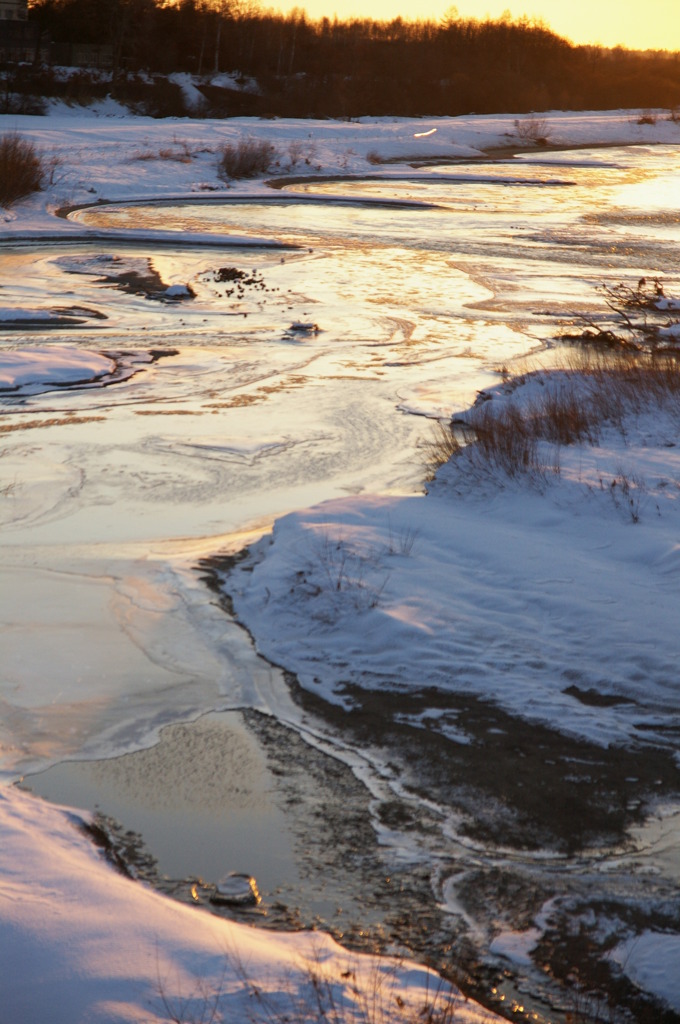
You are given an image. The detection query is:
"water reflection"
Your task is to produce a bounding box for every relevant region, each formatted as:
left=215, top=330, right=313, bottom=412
left=21, top=711, right=301, bottom=889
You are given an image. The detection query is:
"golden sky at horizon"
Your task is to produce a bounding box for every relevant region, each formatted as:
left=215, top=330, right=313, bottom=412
left=269, top=0, right=680, bottom=52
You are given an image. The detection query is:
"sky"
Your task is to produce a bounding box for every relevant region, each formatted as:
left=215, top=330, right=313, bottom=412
left=270, top=0, right=680, bottom=52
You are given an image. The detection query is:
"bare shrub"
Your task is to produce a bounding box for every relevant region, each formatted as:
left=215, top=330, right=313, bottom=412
left=600, top=276, right=666, bottom=313
left=604, top=468, right=647, bottom=523
left=514, top=114, right=550, bottom=145
left=285, top=138, right=317, bottom=169
left=218, top=137, right=277, bottom=180
left=310, top=532, right=390, bottom=612
left=0, top=133, right=44, bottom=207
left=564, top=277, right=680, bottom=351
left=0, top=91, right=47, bottom=115
left=339, top=147, right=356, bottom=170
left=286, top=138, right=305, bottom=168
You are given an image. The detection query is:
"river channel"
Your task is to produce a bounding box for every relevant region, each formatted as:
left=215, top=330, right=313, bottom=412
left=3, top=144, right=680, bottom=1022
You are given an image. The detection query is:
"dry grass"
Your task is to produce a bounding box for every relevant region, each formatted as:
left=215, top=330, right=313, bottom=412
left=461, top=401, right=543, bottom=476
left=218, top=137, right=278, bottom=180
left=129, top=139, right=205, bottom=164
left=582, top=349, right=680, bottom=426
left=430, top=350, right=680, bottom=480
left=245, top=958, right=466, bottom=1024
left=131, top=147, right=191, bottom=164
left=0, top=133, right=45, bottom=207
left=157, top=947, right=469, bottom=1024
left=535, top=386, right=595, bottom=445
left=514, top=114, right=551, bottom=145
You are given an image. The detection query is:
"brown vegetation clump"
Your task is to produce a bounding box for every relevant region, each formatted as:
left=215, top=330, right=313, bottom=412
left=432, top=349, right=680, bottom=480
left=218, top=138, right=278, bottom=180
left=0, top=133, right=44, bottom=207
left=514, top=114, right=551, bottom=144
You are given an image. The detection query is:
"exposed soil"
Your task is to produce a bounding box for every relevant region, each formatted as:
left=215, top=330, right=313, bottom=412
left=283, top=675, right=680, bottom=856
left=534, top=896, right=680, bottom=1024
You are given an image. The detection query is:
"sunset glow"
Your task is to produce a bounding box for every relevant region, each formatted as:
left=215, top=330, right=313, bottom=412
left=269, top=0, right=680, bottom=53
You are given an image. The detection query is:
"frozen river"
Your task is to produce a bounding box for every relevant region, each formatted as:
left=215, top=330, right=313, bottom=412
left=3, top=143, right=680, bottom=1022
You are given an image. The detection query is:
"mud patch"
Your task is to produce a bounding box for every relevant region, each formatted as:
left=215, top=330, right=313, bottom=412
left=287, top=679, right=680, bottom=855
left=533, top=896, right=680, bottom=1024
left=563, top=684, right=636, bottom=708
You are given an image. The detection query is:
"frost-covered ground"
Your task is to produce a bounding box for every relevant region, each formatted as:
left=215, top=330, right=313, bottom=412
left=1, top=105, right=680, bottom=1022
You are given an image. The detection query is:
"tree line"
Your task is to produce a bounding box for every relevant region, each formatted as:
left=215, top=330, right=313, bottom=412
left=20, top=0, right=680, bottom=118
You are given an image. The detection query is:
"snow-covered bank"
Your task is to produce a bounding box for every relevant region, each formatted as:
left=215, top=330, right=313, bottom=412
left=1, top=785, right=500, bottom=1024
left=1, top=107, right=679, bottom=238
left=224, top=364, right=680, bottom=748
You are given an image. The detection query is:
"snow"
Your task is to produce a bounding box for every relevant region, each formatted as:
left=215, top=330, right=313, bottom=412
left=0, top=346, right=115, bottom=391
left=2, top=786, right=500, bottom=1023
left=163, top=282, right=195, bottom=297
left=226, top=369, right=680, bottom=749
left=611, top=931, right=680, bottom=1011
left=489, top=899, right=560, bottom=974
left=1, top=102, right=679, bottom=1020
left=0, top=306, right=55, bottom=321
left=489, top=927, right=542, bottom=969
left=1, top=107, right=679, bottom=241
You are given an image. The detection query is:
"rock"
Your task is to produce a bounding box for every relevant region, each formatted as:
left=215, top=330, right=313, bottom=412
left=287, top=321, right=320, bottom=334
left=210, top=872, right=260, bottom=906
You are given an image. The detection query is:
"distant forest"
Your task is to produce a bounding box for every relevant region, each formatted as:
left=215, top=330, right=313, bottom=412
left=18, top=0, right=680, bottom=117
